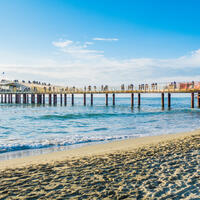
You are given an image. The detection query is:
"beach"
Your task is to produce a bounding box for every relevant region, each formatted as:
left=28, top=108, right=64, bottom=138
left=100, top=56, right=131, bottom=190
left=0, top=130, right=199, bottom=199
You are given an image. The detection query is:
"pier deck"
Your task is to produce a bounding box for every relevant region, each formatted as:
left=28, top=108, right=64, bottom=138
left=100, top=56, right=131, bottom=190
left=0, top=80, right=200, bottom=108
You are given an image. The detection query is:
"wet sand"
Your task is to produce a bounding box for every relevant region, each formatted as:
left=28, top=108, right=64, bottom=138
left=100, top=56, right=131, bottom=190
left=0, top=130, right=199, bottom=199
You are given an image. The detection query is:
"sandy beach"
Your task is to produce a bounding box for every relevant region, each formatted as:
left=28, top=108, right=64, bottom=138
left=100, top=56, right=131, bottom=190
left=0, top=130, right=199, bottom=199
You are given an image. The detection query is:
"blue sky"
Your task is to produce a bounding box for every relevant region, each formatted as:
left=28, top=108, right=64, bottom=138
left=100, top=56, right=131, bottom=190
left=0, top=0, right=200, bottom=86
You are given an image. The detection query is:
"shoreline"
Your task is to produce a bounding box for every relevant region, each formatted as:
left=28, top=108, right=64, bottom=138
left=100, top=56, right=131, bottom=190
left=0, top=129, right=199, bottom=199
left=0, top=129, right=199, bottom=171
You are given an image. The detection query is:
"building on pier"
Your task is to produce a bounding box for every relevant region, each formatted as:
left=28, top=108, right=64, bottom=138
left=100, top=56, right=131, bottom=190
left=0, top=79, right=30, bottom=92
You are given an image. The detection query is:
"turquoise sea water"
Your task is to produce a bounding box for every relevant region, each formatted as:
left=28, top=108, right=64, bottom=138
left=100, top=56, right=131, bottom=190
left=0, top=96, right=200, bottom=160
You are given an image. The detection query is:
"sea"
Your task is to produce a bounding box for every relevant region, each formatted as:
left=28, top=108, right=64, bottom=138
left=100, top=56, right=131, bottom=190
left=0, top=94, right=200, bottom=160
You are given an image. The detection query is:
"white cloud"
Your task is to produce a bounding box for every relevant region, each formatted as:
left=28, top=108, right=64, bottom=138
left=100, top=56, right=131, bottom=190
left=93, top=38, right=119, bottom=41
left=84, top=42, right=93, bottom=45
left=52, top=39, right=104, bottom=59
left=52, top=40, right=73, bottom=48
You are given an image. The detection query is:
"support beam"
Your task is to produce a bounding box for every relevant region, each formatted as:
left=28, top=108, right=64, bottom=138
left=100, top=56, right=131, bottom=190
left=37, top=94, right=41, bottom=104
left=131, top=93, right=134, bottom=107
left=43, top=94, right=45, bottom=105
left=18, top=94, right=21, bottom=104
left=26, top=94, right=29, bottom=104
left=15, top=94, right=18, bottom=104
left=53, top=94, right=57, bottom=105
left=10, top=94, right=12, bottom=103
left=1, top=94, right=3, bottom=103
left=64, top=94, right=67, bottom=106
left=49, top=94, right=52, bottom=105
left=84, top=93, right=86, bottom=106
left=198, top=92, right=200, bottom=108
left=60, top=94, right=62, bottom=106
left=106, top=94, right=108, bottom=106
left=91, top=93, right=93, bottom=106
left=8, top=94, right=10, bottom=103
left=168, top=93, right=171, bottom=108
left=37, top=94, right=39, bottom=104
left=161, top=93, right=164, bottom=108
left=72, top=94, right=74, bottom=106
left=191, top=93, right=194, bottom=108
left=4, top=94, right=7, bottom=103
left=113, top=93, right=115, bottom=106
left=31, top=94, right=35, bottom=104
left=23, top=94, right=27, bottom=104
left=138, top=93, right=141, bottom=107
left=38, top=94, right=42, bottom=104
left=40, top=94, right=42, bottom=104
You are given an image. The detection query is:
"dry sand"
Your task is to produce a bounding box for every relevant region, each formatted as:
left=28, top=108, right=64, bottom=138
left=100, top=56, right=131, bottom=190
left=0, top=130, right=199, bottom=199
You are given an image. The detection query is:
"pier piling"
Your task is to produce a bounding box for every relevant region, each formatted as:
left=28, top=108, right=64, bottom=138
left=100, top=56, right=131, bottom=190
left=72, top=94, right=74, bottom=106
left=10, top=94, right=12, bottom=103
left=106, top=94, right=108, bottom=106
left=84, top=93, right=86, bottom=106
left=8, top=94, right=10, bottom=103
left=198, top=92, right=200, bottom=108
left=49, top=94, right=52, bottom=105
left=191, top=93, right=194, bottom=108
left=138, top=93, right=141, bottom=107
left=43, top=94, right=45, bottom=105
left=15, top=94, right=17, bottom=104
left=91, top=93, right=93, bottom=106
left=161, top=93, right=164, bottom=108
left=64, top=94, right=67, bottom=106
left=168, top=93, right=171, bottom=108
left=113, top=93, right=115, bottom=106
left=31, top=94, right=35, bottom=104
left=23, top=94, right=27, bottom=104
left=60, top=94, right=62, bottom=106
left=18, top=94, right=21, bottom=104
left=26, top=94, right=29, bottom=104
left=37, top=94, right=42, bottom=104
left=37, top=94, right=39, bottom=104
left=1, top=94, right=3, bottom=103
left=131, top=93, right=134, bottom=107
left=53, top=94, right=57, bottom=105
left=4, top=94, right=7, bottom=103
left=40, top=94, right=42, bottom=104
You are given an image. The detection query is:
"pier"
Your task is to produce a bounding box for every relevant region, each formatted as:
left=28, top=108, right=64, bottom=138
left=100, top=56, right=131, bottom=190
left=0, top=80, right=200, bottom=108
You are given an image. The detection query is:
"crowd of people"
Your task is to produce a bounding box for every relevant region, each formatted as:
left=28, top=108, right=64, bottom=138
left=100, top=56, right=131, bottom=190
left=82, top=81, right=198, bottom=92
left=15, top=80, right=198, bottom=93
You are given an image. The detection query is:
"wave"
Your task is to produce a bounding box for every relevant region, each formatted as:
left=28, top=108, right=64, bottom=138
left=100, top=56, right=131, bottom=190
left=23, top=108, right=200, bottom=121
left=0, top=135, right=131, bottom=154
left=25, top=113, right=133, bottom=120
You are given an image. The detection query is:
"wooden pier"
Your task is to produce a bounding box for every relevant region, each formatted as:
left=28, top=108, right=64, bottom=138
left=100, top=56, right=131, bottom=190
left=0, top=80, right=200, bottom=108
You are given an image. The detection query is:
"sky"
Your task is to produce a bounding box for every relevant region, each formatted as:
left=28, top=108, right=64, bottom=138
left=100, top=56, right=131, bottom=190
left=0, top=0, right=200, bottom=86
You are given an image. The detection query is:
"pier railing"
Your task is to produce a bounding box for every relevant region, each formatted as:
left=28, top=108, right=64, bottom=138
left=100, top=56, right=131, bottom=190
left=0, top=80, right=200, bottom=108
left=0, top=81, right=199, bottom=94
left=0, top=81, right=200, bottom=94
